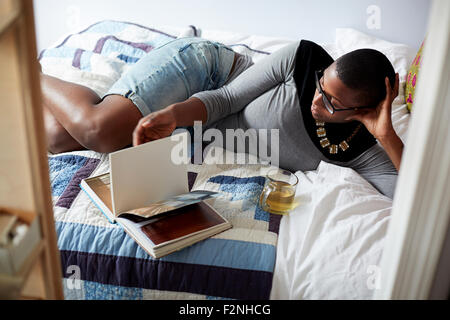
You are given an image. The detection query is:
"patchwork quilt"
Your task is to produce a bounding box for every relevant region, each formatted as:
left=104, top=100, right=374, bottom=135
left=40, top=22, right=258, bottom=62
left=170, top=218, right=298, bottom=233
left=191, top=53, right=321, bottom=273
left=38, top=20, right=278, bottom=98
left=49, top=149, right=280, bottom=300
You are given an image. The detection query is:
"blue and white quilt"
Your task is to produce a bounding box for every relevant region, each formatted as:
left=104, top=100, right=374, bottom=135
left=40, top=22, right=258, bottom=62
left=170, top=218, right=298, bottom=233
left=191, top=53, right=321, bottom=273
left=43, top=20, right=282, bottom=300
left=49, top=149, right=280, bottom=300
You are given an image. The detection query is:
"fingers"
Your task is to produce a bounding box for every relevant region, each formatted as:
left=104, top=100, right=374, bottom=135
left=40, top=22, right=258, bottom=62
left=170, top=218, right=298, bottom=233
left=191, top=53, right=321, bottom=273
left=385, top=76, right=394, bottom=101
left=133, top=116, right=164, bottom=146
left=384, top=74, right=399, bottom=105
left=385, top=74, right=399, bottom=97
left=141, top=110, right=163, bottom=128
left=385, top=76, right=391, bottom=91
left=132, top=109, right=175, bottom=146
left=132, top=130, right=139, bottom=146
left=133, top=124, right=154, bottom=146
left=132, top=121, right=143, bottom=146
left=132, top=115, right=152, bottom=146
left=394, top=73, right=400, bottom=97
left=377, top=77, right=394, bottom=115
left=142, top=116, right=154, bottom=128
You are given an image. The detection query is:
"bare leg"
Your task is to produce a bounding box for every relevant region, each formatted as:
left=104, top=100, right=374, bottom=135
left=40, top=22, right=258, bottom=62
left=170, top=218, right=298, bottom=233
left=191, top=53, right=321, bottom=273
left=40, top=73, right=142, bottom=153
left=43, top=104, right=86, bottom=154
left=41, top=73, right=99, bottom=153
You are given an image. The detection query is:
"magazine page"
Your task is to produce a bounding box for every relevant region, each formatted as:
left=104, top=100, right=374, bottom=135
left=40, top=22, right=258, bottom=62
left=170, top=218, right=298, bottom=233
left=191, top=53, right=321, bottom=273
left=118, top=190, right=220, bottom=219
left=109, top=132, right=189, bottom=216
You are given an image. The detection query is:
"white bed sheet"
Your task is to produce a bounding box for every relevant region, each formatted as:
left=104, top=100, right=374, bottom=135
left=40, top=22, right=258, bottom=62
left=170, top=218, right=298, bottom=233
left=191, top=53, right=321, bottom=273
left=267, top=28, right=414, bottom=300
left=195, top=27, right=415, bottom=299
left=270, top=162, right=392, bottom=299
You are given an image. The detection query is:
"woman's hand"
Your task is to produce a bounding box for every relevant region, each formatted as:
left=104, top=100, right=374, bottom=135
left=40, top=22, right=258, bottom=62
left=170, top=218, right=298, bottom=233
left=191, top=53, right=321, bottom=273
left=132, top=106, right=177, bottom=146
left=347, top=73, right=399, bottom=140
left=347, top=73, right=404, bottom=171
left=132, top=97, right=208, bottom=146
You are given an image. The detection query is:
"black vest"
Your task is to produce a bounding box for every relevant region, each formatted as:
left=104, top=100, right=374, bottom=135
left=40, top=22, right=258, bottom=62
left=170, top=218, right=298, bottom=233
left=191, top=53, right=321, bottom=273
left=293, top=40, right=376, bottom=162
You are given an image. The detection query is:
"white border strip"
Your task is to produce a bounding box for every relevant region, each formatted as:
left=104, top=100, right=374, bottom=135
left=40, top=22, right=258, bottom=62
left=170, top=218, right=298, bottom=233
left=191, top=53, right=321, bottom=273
left=375, top=0, right=450, bottom=299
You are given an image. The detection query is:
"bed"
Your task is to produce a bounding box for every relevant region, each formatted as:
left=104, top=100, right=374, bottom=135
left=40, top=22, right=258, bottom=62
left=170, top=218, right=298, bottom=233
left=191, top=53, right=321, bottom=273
left=40, top=20, right=415, bottom=299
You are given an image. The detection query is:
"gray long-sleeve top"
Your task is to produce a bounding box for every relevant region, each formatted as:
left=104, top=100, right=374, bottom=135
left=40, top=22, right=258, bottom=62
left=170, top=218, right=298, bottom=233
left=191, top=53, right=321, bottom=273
left=192, top=41, right=398, bottom=199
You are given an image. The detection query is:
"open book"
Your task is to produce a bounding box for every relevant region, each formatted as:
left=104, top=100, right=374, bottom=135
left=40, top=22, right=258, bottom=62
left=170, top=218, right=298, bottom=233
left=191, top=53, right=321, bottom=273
left=80, top=132, right=231, bottom=258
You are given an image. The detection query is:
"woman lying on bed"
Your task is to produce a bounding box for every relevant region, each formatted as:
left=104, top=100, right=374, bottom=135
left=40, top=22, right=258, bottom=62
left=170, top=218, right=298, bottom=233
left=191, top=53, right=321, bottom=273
left=42, top=37, right=252, bottom=154
left=133, top=40, right=402, bottom=199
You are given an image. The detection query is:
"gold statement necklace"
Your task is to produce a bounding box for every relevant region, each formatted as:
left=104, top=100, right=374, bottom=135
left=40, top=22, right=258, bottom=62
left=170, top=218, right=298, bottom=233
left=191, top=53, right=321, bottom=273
left=315, top=120, right=362, bottom=154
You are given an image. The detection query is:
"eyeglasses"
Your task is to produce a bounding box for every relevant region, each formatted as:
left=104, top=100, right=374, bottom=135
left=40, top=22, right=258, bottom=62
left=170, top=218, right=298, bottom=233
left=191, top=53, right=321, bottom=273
left=314, top=70, right=374, bottom=114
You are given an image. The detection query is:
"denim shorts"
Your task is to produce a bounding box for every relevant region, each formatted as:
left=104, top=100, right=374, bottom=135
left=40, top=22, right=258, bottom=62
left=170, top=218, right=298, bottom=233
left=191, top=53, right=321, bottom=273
left=103, top=37, right=236, bottom=116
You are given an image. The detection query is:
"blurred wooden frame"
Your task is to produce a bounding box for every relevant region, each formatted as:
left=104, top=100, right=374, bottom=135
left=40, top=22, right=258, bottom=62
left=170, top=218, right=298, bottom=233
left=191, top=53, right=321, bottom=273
left=0, top=207, right=34, bottom=225
left=0, top=0, right=63, bottom=299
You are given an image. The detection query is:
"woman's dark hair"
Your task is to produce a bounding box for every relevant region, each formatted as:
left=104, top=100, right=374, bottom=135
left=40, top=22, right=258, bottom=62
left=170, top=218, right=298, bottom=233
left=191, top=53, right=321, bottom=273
left=335, top=49, right=395, bottom=106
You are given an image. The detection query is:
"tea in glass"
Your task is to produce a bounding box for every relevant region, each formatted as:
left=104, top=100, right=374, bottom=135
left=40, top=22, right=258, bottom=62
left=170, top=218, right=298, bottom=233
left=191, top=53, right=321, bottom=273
left=259, top=169, right=298, bottom=215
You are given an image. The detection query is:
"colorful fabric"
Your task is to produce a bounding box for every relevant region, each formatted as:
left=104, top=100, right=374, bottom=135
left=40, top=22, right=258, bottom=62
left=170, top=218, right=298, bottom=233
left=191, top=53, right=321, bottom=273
left=39, top=20, right=176, bottom=71
left=38, top=20, right=178, bottom=98
left=405, top=40, right=425, bottom=112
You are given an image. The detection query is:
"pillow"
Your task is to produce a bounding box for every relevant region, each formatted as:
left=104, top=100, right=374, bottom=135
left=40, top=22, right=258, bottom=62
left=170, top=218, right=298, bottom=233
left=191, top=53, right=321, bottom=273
left=334, top=28, right=416, bottom=83
left=405, top=40, right=425, bottom=112
left=334, top=28, right=416, bottom=144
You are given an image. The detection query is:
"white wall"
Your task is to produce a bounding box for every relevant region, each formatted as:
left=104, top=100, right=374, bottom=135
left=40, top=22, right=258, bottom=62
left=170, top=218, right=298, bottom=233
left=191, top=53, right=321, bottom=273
left=33, top=0, right=430, bottom=52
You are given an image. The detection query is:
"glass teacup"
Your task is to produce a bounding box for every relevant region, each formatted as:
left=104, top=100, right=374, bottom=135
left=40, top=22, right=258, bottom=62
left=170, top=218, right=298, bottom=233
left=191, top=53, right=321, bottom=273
left=259, top=168, right=298, bottom=215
